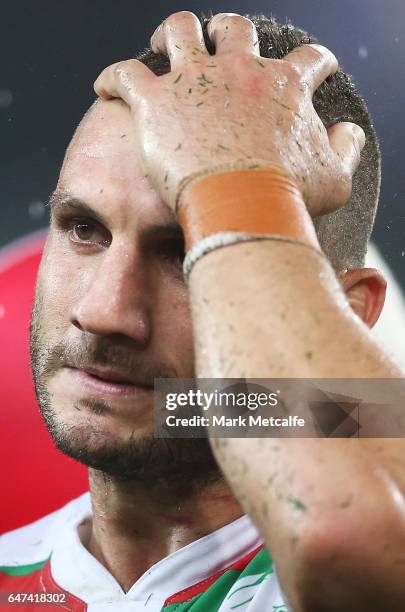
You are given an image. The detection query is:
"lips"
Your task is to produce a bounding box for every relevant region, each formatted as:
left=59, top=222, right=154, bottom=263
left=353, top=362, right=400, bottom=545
left=64, top=366, right=154, bottom=398
left=81, top=366, right=138, bottom=385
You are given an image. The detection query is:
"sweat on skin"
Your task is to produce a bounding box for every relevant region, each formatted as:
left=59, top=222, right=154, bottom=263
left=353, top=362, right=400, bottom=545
left=23, top=9, right=405, bottom=611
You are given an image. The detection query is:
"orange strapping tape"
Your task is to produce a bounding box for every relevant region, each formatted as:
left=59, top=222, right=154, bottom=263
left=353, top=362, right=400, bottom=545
left=178, top=168, right=320, bottom=252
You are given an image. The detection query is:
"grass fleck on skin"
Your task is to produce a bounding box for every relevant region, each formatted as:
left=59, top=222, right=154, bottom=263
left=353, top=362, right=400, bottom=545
left=89, top=11, right=405, bottom=609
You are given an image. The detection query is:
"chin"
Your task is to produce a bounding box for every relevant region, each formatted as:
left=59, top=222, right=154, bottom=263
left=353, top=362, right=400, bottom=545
left=35, top=379, right=221, bottom=486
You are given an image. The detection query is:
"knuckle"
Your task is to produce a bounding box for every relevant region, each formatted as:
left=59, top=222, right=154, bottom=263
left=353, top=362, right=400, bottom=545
left=308, top=44, right=338, bottom=68
left=114, top=60, right=135, bottom=82
left=307, top=43, right=329, bottom=58
left=210, top=12, right=251, bottom=30
left=282, top=61, right=301, bottom=83
left=211, top=11, right=237, bottom=21
left=114, top=61, right=126, bottom=76
left=289, top=43, right=338, bottom=74
left=151, top=23, right=162, bottom=41
left=164, top=11, right=198, bottom=28
left=226, top=14, right=252, bottom=28
left=230, top=14, right=254, bottom=26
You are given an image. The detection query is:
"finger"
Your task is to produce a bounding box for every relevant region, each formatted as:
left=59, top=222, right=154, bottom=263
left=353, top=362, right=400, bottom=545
left=94, top=59, right=154, bottom=104
left=328, top=122, right=365, bottom=175
left=207, top=13, right=260, bottom=55
left=284, top=44, right=338, bottom=93
left=151, top=12, right=208, bottom=70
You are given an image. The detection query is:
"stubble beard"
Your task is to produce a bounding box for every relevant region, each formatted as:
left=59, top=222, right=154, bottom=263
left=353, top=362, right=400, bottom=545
left=29, top=293, right=221, bottom=490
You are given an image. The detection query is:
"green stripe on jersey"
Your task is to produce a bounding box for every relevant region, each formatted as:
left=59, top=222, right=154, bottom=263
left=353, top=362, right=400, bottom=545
left=163, top=548, right=273, bottom=611
left=0, top=558, right=49, bottom=576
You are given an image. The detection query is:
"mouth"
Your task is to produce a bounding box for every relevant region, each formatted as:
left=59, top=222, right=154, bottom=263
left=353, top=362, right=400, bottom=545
left=64, top=366, right=154, bottom=398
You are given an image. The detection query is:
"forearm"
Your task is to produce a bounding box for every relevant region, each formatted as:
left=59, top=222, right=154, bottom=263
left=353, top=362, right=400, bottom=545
left=188, top=239, right=399, bottom=379
left=94, top=14, right=405, bottom=605
left=188, top=239, right=405, bottom=609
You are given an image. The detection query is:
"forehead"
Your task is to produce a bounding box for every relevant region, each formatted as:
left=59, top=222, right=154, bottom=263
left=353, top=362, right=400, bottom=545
left=63, top=99, right=135, bottom=178
left=57, top=99, right=170, bottom=226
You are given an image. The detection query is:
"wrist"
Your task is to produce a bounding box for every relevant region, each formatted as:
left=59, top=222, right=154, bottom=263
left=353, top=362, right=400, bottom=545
left=177, top=167, right=322, bottom=282
left=178, top=166, right=320, bottom=251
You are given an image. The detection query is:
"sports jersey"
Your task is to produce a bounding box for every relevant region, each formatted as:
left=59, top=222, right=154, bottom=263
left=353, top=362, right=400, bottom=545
left=0, top=493, right=288, bottom=611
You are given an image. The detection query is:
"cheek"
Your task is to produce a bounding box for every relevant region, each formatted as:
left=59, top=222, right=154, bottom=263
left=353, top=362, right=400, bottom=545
left=156, top=281, right=195, bottom=371
left=36, top=238, right=83, bottom=337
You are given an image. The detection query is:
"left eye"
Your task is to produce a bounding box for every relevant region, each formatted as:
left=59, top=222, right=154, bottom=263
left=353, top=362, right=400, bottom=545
left=160, top=239, right=185, bottom=266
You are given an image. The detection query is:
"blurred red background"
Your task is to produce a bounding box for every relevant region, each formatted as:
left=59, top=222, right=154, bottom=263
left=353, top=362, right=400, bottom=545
left=0, top=232, right=87, bottom=534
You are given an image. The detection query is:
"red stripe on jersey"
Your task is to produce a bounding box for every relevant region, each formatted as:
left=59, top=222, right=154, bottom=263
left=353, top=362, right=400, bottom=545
left=0, top=560, right=87, bottom=611
left=164, top=544, right=264, bottom=606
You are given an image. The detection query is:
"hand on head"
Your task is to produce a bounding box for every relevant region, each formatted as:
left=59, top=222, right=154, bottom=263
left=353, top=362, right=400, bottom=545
left=94, top=11, right=365, bottom=216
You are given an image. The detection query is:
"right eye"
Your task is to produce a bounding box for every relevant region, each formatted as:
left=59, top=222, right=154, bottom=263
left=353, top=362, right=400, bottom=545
left=70, top=220, right=110, bottom=246
left=55, top=214, right=112, bottom=250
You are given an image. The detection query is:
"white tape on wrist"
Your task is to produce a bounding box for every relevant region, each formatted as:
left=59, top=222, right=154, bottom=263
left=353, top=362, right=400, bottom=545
left=183, top=231, right=326, bottom=285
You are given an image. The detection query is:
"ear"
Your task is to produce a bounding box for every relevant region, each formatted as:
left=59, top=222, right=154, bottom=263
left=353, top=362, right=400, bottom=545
left=338, top=268, right=387, bottom=328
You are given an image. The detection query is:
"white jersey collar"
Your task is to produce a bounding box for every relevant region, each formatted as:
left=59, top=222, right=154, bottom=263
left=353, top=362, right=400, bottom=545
left=51, top=492, right=262, bottom=609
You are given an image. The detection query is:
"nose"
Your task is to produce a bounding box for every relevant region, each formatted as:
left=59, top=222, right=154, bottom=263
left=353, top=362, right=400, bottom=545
left=70, top=245, right=152, bottom=347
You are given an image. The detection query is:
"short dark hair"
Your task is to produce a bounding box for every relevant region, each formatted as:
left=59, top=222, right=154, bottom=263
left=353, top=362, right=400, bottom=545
left=136, top=14, right=381, bottom=272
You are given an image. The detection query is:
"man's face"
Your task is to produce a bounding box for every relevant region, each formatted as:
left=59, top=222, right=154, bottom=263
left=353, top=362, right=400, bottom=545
left=31, top=99, right=218, bottom=483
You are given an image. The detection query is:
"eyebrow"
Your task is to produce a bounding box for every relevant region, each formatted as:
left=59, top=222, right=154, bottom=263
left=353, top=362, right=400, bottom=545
left=48, top=190, right=184, bottom=244
left=48, top=191, right=109, bottom=227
